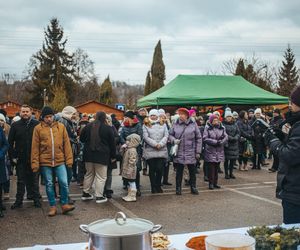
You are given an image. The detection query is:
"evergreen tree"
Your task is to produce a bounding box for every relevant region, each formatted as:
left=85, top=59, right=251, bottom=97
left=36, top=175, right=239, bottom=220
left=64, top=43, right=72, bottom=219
left=99, top=75, right=113, bottom=105
left=235, top=59, right=245, bottom=76
left=278, top=45, right=299, bottom=96
left=28, top=18, right=76, bottom=108
left=150, top=40, right=165, bottom=92
left=144, top=71, right=152, bottom=96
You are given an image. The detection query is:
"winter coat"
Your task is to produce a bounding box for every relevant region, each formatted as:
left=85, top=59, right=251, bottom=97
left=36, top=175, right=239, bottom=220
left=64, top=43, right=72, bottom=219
left=203, top=123, right=228, bottom=163
left=8, top=118, right=39, bottom=165
left=250, top=118, right=266, bottom=154
left=0, top=127, right=9, bottom=184
left=223, top=120, right=240, bottom=160
left=236, top=118, right=253, bottom=154
left=31, top=121, right=73, bottom=172
left=143, top=122, right=169, bottom=160
left=80, top=122, right=116, bottom=166
left=269, top=111, right=300, bottom=205
left=169, top=118, right=202, bottom=165
left=121, top=134, right=141, bottom=181
left=120, top=119, right=143, bottom=145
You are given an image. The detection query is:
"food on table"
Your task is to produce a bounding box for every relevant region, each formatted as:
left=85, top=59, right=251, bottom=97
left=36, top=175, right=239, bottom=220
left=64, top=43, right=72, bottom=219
left=248, top=225, right=300, bottom=250
left=185, top=235, right=207, bottom=250
left=152, top=232, right=171, bottom=250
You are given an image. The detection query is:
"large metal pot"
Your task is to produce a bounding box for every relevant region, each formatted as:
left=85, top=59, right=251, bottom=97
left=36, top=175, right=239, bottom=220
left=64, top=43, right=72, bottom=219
left=80, top=212, right=162, bottom=250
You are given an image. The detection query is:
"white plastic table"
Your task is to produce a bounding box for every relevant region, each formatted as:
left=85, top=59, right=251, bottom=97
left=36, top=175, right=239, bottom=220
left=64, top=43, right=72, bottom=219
left=8, top=224, right=300, bottom=250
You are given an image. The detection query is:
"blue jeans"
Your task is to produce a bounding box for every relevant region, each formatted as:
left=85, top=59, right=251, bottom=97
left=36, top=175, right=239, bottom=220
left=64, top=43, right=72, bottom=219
left=41, top=165, right=69, bottom=206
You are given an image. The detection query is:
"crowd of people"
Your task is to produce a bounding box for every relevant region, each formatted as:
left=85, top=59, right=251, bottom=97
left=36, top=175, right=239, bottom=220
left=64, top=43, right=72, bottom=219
left=0, top=86, right=299, bottom=224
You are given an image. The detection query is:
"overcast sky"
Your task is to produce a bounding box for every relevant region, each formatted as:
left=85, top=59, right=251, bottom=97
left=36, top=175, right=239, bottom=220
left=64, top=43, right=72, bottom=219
left=0, top=0, right=300, bottom=85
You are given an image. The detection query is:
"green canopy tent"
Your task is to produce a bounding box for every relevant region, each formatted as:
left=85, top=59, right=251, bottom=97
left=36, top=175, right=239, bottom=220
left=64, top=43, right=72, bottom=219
left=137, top=75, right=288, bottom=107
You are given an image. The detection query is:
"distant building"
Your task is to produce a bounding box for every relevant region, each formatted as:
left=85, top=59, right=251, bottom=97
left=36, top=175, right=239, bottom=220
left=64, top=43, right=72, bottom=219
left=75, top=100, right=124, bottom=120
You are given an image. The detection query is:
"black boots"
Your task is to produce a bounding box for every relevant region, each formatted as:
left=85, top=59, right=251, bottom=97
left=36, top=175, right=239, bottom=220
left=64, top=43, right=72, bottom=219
left=176, top=186, right=182, bottom=195
left=34, top=199, right=42, bottom=208
left=11, top=201, right=23, bottom=210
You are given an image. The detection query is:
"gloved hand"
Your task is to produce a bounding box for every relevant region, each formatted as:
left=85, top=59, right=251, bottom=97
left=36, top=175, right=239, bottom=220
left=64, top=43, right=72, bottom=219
left=196, top=154, right=201, bottom=160
left=121, top=144, right=128, bottom=149
left=174, top=139, right=181, bottom=145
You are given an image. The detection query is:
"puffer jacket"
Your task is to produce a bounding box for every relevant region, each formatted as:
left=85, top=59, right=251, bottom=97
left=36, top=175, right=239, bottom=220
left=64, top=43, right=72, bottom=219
left=269, top=111, right=300, bottom=205
left=250, top=117, right=266, bottom=154
left=236, top=118, right=253, bottom=154
left=121, top=134, right=141, bottom=181
left=31, top=121, right=73, bottom=172
left=203, top=123, right=228, bottom=163
left=143, top=122, right=169, bottom=160
left=169, top=118, right=202, bottom=165
left=120, top=119, right=143, bottom=145
left=223, top=120, right=240, bottom=160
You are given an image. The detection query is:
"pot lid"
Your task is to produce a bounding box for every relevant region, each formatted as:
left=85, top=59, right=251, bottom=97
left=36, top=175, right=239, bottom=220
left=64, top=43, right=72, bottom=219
left=87, top=212, right=155, bottom=236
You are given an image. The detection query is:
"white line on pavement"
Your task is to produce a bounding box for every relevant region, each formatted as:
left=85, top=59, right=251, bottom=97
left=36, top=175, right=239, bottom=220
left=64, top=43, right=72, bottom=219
left=108, top=198, right=138, bottom=218
left=225, top=188, right=281, bottom=206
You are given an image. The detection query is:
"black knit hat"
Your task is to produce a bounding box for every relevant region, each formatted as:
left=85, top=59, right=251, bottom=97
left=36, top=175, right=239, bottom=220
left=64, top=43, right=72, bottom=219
left=291, top=86, right=300, bottom=107
left=41, top=106, right=54, bottom=119
left=124, top=111, right=135, bottom=119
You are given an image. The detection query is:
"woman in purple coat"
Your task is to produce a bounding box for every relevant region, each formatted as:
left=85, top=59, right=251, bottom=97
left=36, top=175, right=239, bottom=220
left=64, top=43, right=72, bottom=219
left=169, top=108, right=202, bottom=195
left=203, top=114, right=228, bottom=190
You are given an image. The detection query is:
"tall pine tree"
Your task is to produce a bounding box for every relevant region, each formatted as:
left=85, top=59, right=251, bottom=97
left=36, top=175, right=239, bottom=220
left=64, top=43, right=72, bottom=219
left=278, top=45, right=299, bottom=96
left=235, top=59, right=245, bottom=76
left=99, top=75, right=113, bottom=105
left=28, top=18, right=76, bottom=108
left=144, top=71, right=152, bottom=96
left=150, top=40, right=165, bottom=92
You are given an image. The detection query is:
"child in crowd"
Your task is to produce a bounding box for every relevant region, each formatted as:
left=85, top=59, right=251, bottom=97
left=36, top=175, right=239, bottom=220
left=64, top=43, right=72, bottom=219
left=121, top=133, right=141, bottom=202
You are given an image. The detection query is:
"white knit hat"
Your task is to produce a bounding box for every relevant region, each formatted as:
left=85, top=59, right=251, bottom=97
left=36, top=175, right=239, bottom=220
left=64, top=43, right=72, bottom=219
left=149, top=109, right=159, bottom=117
left=254, top=108, right=262, bottom=115
left=62, top=106, right=77, bottom=120
left=158, top=109, right=165, bottom=116
left=0, top=114, right=5, bottom=122
left=232, top=111, right=239, bottom=117
left=224, top=110, right=233, bottom=118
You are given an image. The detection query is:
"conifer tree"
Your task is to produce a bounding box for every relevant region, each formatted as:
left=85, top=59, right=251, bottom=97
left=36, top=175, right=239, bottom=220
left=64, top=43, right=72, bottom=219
left=99, top=75, right=113, bottom=105
left=144, top=71, right=152, bottom=96
left=150, top=40, right=165, bottom=92
left=278, top=45, right=299, bottom=96
left=28, top=18, right=76, bottom=108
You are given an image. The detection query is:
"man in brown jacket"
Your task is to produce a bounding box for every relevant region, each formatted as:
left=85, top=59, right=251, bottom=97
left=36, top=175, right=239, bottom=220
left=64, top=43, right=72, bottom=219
left=31, top=106, right=75, bottom=216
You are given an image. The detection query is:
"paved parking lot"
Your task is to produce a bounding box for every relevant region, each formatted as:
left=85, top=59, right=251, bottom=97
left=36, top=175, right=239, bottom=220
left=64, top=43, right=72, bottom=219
left=0, top=161, right=282, bottom=250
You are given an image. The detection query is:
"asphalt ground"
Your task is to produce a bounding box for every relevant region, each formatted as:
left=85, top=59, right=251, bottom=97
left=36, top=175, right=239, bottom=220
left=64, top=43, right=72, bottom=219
left=0, top=160, right=282, bottom=250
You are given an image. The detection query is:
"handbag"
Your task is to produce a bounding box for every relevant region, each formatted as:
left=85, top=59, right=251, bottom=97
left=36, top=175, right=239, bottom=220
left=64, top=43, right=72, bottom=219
left=243, top=140, right=254, bottom=158
left=170, top=125, right=188, bottom=157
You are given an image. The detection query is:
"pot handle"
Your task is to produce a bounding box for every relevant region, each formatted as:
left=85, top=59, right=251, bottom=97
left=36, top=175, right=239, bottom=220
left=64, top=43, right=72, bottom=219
left=115, top=212, right=127, bottom=225
left=150, top=224, right=162, bottom=234
left=79, top=224, right=89, bottom=234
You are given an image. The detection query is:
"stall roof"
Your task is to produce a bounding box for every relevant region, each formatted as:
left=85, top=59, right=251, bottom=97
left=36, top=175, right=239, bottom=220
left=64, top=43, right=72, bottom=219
left=137, top=75, right=288, bottom=107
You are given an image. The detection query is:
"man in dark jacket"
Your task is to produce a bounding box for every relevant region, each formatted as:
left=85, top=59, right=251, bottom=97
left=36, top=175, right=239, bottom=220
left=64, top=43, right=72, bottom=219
left=8, top=104, right=40, bottom=209
left=264, top=86, right=300, bottom=224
